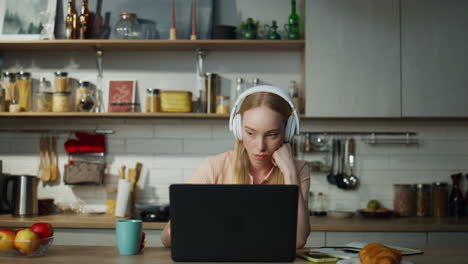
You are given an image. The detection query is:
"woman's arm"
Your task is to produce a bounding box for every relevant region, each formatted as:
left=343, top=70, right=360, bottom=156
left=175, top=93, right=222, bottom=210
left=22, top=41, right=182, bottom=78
left=161, top=221, right=171, bottom=247
left=273, top=144, right=311, bottom=248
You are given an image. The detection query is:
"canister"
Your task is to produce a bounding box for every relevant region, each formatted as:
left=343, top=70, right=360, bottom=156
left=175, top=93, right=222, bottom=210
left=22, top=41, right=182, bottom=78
left=432, top=182, right=448, bottom=217
left=0, top=88, right=5, bottom=112
left=393, top=184, right=415, bottom=216
left=54, top=71, right=69, bottom=92
left=35, top=92, right=53, bottom=112
left=1, top=72, right=16, bottom=110
left=215, top=95, right=230, bottom=114
left=16, top=71, right=32, bottom=112
left=415, top=183, right=431, bottom=217
left=53, top=92, right=71, bottom=112
left=75, top=81, right=91, bottom=110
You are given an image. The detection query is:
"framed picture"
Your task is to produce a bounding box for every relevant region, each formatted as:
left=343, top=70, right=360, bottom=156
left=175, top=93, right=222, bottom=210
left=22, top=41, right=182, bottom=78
left=0, top=0, right=57, bottom=40
left=108, top=80, right=136, bottom=112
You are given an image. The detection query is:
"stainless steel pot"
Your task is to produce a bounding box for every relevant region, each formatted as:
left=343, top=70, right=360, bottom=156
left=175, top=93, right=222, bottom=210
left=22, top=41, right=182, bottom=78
left=2, top=175, right=38, bottom=217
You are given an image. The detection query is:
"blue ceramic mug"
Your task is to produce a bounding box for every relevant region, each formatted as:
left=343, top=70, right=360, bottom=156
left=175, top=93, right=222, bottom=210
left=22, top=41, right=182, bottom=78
left=116, top=219, right=142, bottom=255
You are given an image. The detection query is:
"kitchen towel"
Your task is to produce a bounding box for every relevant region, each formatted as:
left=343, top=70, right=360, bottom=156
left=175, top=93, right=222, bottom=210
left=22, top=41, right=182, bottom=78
left=115, top=179, right=131, bottom=217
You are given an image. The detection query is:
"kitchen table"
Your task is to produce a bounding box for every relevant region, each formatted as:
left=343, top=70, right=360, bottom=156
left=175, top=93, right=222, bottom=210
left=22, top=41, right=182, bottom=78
left=2, top=246, right=467, bottom=264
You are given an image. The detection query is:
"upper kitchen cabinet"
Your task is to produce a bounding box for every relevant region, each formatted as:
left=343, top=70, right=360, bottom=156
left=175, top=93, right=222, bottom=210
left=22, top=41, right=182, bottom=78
left=305, top=0, right=401, bottom=117
left=401, top=0, right=468, bottom=117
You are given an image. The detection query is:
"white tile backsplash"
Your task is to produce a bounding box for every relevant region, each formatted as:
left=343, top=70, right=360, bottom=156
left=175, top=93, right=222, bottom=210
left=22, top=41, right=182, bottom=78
left=1, top=119, right=468, bottom=212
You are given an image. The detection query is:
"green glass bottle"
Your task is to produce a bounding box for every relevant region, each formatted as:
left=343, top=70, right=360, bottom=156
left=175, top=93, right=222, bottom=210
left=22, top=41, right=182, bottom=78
left=285, top=0, right=300, bottom=40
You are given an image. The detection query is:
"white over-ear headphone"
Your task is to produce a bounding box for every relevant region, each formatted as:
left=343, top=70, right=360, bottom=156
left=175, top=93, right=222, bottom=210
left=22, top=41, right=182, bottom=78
left=229, top=85, right=300, bottom=142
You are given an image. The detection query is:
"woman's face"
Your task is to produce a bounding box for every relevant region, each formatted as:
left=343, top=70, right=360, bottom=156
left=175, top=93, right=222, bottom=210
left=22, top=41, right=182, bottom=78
left=241, top=105, right=285, bottom=167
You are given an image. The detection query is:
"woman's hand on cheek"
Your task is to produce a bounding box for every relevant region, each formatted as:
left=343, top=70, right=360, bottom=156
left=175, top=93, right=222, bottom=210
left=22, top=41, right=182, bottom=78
left=272, top=143, right=294, bottom=170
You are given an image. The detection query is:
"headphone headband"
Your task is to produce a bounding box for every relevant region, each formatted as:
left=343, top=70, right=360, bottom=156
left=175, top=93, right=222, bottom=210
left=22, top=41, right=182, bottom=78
left=228, top=85, right=300, bottom=139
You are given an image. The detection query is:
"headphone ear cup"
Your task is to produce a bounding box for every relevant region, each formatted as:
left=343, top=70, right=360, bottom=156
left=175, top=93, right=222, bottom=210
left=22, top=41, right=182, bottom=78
left=285, top=115, right=296, bottom=143
left=233, top=114, right=243, bottom=140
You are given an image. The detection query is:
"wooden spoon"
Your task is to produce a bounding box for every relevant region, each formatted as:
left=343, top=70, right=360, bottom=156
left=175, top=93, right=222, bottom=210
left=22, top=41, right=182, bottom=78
left=37, top=136, right=47, bottom=181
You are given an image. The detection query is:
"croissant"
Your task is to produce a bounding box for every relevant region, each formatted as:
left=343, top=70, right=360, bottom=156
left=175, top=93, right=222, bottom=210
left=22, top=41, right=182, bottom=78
left=359, top=243, right=402, bottom=264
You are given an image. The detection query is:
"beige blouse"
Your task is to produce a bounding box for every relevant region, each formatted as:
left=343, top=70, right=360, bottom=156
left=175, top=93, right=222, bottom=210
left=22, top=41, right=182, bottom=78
left=190, top=151, right=310, bottom=201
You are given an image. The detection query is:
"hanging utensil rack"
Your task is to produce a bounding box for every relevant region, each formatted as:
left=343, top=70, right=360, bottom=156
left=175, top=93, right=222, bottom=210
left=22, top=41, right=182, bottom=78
left=298, top=131, right=418, bottom=145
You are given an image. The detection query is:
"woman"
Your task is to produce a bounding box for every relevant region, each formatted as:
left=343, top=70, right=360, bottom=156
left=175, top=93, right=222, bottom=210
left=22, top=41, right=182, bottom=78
left=161, top=86, right=310, bottom=248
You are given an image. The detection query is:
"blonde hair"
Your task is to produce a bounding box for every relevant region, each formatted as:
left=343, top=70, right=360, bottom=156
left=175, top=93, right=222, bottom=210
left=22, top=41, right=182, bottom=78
left=231, top=92, right=292, bottom=184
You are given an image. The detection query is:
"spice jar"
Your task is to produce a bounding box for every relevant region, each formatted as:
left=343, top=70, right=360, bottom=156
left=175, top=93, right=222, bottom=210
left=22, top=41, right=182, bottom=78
left=393, top=184, right=415, bottom=216
left=146, top=88, right=161, bottom=112
left=16, top=71, right=32, bottom=112
left=106, top=187, right=117, bottom=215
left=416, top=183, right=431, bottom=217
left=53, top=92, right=71, bottom=112
left=432, top=182, right=448, bottom=217
left=76, top=81, right=96, bottom=112
left=1, top=72, right=16, bottom=111
left=75, top=81, right=91, bottom=109
left=54, top=71, right=69, bottom=92
left=215, top=95, right=230, bottom=114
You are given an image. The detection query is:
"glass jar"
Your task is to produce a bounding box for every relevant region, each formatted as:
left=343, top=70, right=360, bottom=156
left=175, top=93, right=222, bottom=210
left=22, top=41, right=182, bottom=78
left=106, top=187, right=117, bottom=215
left=53, top=92, right=71, bottom=112
left=204, top=73, right=219, bottom=113
left=54, top=71, right=69, bottom=92
left=35, top=92, right=53, bottom=112
left=146, top=88, right=160, bottom=112
left=2, top=72, right=17, bottom=110
left=432, top=182, right=448, bottom=217
left=115, top=12, right=141, bottom=39
left=215, top=95, right=230, bottom=114
left=416, top=183, right=431, bottom=217
left=75, top=81, right=96, bottom=112
left=16, top=71, right=32, bottom=112
left=393, top=184, right=415, bottom=216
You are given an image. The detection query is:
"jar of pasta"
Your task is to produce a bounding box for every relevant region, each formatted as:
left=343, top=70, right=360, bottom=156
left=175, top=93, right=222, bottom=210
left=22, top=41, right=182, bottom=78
left=215, top=95, right=230, bottom=114
left=146, top=88, right=160, bottom=112
left=54, top=71, right=69, bottom=92
left=16, top=71, right=32, bottom=112
left=53, top=92, right=71, bottom=112
left=1, top=72, right=16, bottom=111
left=432, top=182, right=448, bottom=217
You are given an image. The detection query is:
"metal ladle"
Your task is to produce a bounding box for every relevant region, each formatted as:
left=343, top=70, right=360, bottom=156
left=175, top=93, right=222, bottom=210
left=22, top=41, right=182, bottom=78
left=326, top=138, right=336, bottom=185
left=344, top=138, right=359, bottom=190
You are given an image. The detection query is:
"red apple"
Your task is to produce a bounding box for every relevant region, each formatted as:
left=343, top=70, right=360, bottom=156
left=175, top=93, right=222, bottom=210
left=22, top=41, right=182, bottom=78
left=0, top=229, right=16, bottom=252
left=14, top=229, right=40, bottom=255
left=30, top=222, right=54, bottom=239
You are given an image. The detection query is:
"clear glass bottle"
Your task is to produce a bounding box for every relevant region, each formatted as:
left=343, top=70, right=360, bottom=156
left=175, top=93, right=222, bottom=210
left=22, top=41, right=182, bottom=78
left=393, top=184, right=416, bottom=216
left=146, top=88, right=161, bottom=112
left=449, top=173, right=465, bottom=217
left=312, top=192, right=327, bottom=216
left=234, top=77, right=244, bottom=103
left=115, top=12, right=141, bottom=39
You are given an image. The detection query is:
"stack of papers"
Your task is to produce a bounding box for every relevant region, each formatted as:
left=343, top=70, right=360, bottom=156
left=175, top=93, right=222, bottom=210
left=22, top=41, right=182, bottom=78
left=312, top=242, right=423, bottom=260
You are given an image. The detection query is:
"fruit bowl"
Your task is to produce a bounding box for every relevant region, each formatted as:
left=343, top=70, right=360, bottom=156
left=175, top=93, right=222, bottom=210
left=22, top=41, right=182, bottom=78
left=0, top=236, right=54, bottom=258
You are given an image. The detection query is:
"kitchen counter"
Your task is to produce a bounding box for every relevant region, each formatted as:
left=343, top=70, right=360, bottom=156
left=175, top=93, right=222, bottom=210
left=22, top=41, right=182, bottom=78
left=1, top=214, right=468, bottom=231
left=2, top=246, right=467, bottom=264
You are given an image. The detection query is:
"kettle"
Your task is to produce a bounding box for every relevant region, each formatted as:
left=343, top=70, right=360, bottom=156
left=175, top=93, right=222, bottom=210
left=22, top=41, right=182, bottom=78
left=1, top=174, right=38, bottom=217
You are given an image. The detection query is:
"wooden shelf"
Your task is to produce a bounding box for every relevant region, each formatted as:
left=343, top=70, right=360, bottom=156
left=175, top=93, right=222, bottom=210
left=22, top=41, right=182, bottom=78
left=0, top=112, right=230, bottom=119
left=0, top=39, right=305, bottom=51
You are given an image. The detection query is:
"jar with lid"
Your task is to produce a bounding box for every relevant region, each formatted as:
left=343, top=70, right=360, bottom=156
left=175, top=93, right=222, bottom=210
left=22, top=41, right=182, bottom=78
left=432, top=182, right=448, bottom=217
left=53, top=92, right=71, bottom=112
left=393, top=184, right=415, bottom=216
left=16, top=71, right=32, bottom=112
left=35, top=77, right=53, bottom=112
left=54, top=71, right=69, bottom=92
left=75, top=81, right=96, bottom=112
left=115, top=12, right=141, bottom=39
left=416, top=183, right=431, bottom=217
left=215, top=96, right=230, bottom=114
left=1, top=72, right=17, bottom=111
left=312, top=192, right=327, bottom=216
left=146, top=88, right=160, bottom=112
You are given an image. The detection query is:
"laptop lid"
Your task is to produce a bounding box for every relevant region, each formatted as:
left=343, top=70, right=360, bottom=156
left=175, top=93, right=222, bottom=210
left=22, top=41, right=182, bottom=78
left=170, top=184, right=298, bottom=262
